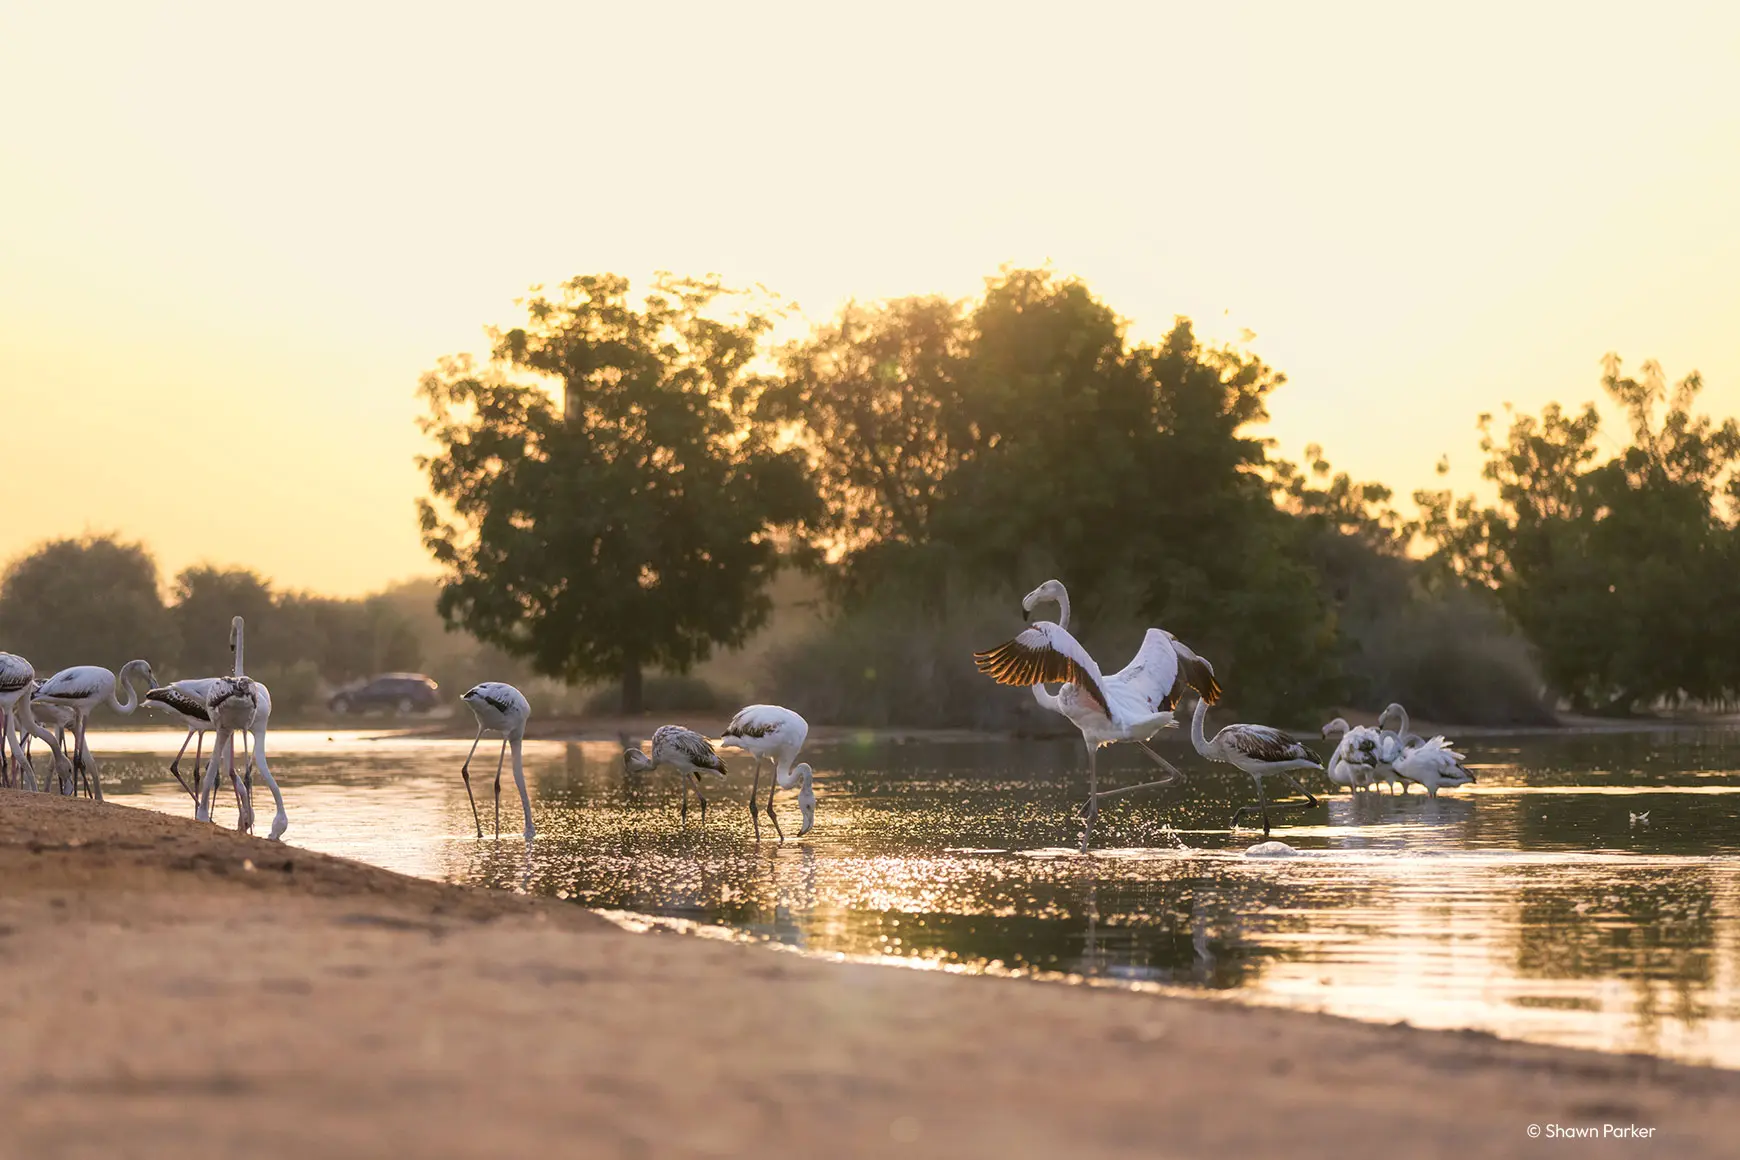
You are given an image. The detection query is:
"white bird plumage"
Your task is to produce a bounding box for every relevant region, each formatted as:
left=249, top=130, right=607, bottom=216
left=623, top=724, right=728, bottom=824
left=718, top=704, right=812, bottom=840
left=0, top=653, right=70, bottom=792
left=32, top=657, right=159, bottom=801
left=1391, top=735, right=1475, bottom=799
left=1320, top=717, right=1383, bottom=792
left=1191, top=697, right=1324, bottom=835
left=975, top=579, right=1221, bottom=850
left=459, top=681, right=534, bottom=840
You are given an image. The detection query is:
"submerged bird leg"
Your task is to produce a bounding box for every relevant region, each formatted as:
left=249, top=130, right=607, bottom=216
left=458, top=725, right=486, bottom=837
left=1230, top=773, right=1274, bottom=836
left=748, top=756, right=763, bottom=840
left=1079, top=747, right=1100, bottom=854
left=492, top=736, right=507, bottom=838
left=766, top=776, right=783, bottom=843
left=696, top=774, right=708, bottom=823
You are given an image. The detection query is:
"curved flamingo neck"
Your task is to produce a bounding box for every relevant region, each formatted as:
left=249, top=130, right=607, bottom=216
left=1053, top=586, right=1071, bottom=631
left=1190, top=698, right=1212, bottom=756
left=111, top=670, right=143, bottom=715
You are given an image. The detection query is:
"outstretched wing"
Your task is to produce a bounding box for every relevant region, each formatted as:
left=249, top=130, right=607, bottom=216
left=974, top=622, right=1109, bottom=714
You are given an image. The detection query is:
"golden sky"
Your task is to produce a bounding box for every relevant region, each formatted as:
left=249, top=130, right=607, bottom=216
left=3, top=1, right=1736, bottom=595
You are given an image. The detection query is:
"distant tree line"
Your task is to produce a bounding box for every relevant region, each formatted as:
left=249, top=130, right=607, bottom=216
left=0, top=537, right=499, bottom=714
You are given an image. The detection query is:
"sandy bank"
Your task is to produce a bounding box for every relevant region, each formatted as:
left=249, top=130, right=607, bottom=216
left=1, top=791, right=1733, bottom=1159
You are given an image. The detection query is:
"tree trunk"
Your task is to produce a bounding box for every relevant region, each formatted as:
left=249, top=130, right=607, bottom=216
left=620, top=658, right=644, bottom=716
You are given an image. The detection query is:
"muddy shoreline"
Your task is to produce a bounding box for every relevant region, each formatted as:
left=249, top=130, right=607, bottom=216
left=1, top=790, right=1734, bottom=1158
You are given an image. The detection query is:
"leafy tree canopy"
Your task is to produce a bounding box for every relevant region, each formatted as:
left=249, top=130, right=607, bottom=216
left=419, top=273, right=821, bottom=712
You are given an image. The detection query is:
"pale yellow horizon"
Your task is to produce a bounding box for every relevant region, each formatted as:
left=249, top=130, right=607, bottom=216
left=3, top=1, right=1737, bottom=595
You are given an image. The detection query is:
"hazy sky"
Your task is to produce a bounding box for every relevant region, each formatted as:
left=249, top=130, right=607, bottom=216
left=3, top=1, right=1736, bottom=594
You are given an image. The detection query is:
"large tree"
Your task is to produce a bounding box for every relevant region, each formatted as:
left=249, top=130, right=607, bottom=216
left=418, top=273, right=819, bottom=713
left=1417, top=356, right=1740, bottom=712
left=0, top=534, right=177, bottom=673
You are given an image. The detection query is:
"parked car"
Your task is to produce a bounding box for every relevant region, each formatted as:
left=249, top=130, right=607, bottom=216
left=328, top=673, right=442, bottom=715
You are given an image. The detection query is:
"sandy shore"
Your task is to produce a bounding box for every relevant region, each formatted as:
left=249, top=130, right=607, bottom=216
left=1, top=791, right=1734, bottom=1158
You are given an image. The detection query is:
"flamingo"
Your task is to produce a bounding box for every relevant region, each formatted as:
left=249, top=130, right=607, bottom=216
left=718, top=704, right=811, bottom=841
left=189, top=618, right=288, bottom=838
left=33, top=657, right=159, bottom=801
left=0, top=653, right=40, bottom=790
left=1321, top=718, right=1383, bottom=792
left=777, top=759, right=816, bottom=837
left=1392, top=736, right=1475, bottom=798
left=1190, top=697, right=1324, bottom=836
left=1376, top=702, right=1427, bottom=794
left=622, top=725, right=727, bottom=824
left=458, top=682, right=533, bottom=840
left=151, top=677, right=286, bottom=837
left=973, top=579, right=1221, bottom=851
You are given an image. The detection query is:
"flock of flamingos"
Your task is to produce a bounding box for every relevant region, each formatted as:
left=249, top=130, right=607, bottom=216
left=0, top=579, right=1475, bottom=852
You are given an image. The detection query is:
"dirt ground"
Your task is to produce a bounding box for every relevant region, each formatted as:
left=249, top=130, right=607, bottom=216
left=0, top=791, right=1733, bottom=1159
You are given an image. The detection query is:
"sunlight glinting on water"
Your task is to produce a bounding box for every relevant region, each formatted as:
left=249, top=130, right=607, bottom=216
left=90, top=726, right=1740, bottom=1067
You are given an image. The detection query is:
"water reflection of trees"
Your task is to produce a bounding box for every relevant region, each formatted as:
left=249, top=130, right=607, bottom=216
left=1511, top=867, right=1723, bottom=1050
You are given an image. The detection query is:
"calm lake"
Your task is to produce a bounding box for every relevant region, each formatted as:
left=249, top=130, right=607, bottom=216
left=86, top=724, right=1740, bottom=1068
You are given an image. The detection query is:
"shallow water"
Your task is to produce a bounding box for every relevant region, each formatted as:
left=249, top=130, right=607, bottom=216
left=83, top=725, right=1740, bottom=1068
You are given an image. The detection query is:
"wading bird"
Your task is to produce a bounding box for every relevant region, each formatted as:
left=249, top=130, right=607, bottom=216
left=973, top=579, right=1221, bottom=851
left=459, top=682, right=533, bottom=840
left=718, top=704, right=811, bottom=841
left=1191, top=697, right=1324, bottom=836
left=1321, top=718, right=1383, bottom=792
left=622, top=725, right=727, bottom=824
left=188, top=618, right=288, bottom=838
left=777, top=759, right=816, bottom=837
left=0, top=653, right=41, bottom=790
left=1375, top=703, right=1428, bottom=793
left=33, top=658, right=159, bottom=802
left=1392, top=736, right=1475, bottom=798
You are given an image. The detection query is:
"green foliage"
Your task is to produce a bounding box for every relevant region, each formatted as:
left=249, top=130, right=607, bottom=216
left=772, top=269, right=1346, bottom=721
left=418, top=273, right=822, bottom=713
left=1416, top=356, right=1740, bottom=713
left=0, top=535, right=177, bottom=672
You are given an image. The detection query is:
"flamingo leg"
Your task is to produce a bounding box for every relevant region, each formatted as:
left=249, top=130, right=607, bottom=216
left=748, top=756, right=763, bottom=840
left=680, top=776, right=690, bottom=823
left=0, top=708, right=11, bottom=789
left=766, top=774, right=784, bottom=843
left=1082, top=741, right=1188, bottom=811
left=507, top=733, right=533, bottom=841
left=249, top=727, right=289, bottom=840
left=1079, top=746, right=1100, bottom=853
left=458, top=726, right=485, bottom=837
left=77, top=716, right=102, bottom=802
left=491, top=735, right=507, bottom=838
left=169, top=729, right=198, bottom=801
left=695, top=773, right=708, bottom=823
left=1230, top=772, right=1273, bottom=836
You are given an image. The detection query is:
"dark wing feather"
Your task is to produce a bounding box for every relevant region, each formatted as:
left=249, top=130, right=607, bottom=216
left=1167, top=641, right=1221, bottom=708
left=1226, top=726, right=1320, bottom=766
left=974, top=634, right=1110, bottom=714
left=145, top=687, right=211, bottom=722
left=663, top=726, right=727, bottom=776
